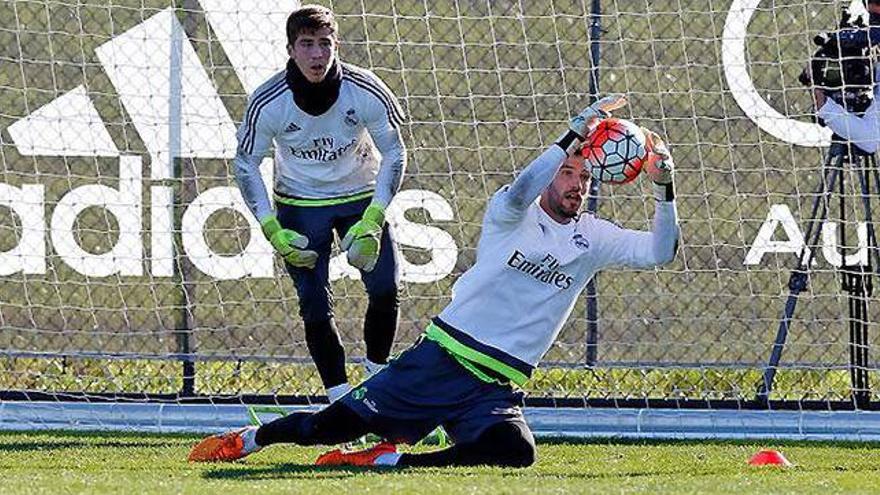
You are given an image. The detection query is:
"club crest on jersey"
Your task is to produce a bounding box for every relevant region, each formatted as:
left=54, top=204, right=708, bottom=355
left=284, top=122, right=301, bottom=133
left=344, top=109, right=359, bottom=126
left=571, top=233, right=590, bottom=251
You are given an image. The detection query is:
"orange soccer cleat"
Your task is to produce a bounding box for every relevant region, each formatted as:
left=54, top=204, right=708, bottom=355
left=188, top=426, right=260, bottom=463
left=315, top=441, right=398, bottom=467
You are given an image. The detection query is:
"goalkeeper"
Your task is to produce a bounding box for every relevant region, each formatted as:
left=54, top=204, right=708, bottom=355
left=234, top=5, right=407, bottom=401
left=191, top=94, right=680, bottom=468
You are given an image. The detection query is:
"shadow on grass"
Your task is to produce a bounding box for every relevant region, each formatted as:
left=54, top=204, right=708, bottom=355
left=0, top=439, right=187, bottom=452
left=537, top=436, right=880, bottom=449
left=0, top=429, right=198, bottom=441
left=0, top=429, right=193, bottom=452
left=202, top=462, right=689, bottom=482
left=203, top=463, right=395, bottom=481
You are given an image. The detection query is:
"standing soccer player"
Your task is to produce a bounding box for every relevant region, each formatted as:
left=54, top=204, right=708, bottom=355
left=235, top=5, right=407, bottom=402
left=191, top=94, right=679, bottom=467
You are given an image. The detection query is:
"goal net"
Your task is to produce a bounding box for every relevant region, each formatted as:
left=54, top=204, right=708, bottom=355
left=2, top=0, right=878, bottom=437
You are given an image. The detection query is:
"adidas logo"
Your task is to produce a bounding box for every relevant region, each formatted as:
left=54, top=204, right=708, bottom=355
left=7, top=4, right=292, bottom=179
left=284, top=122, right=301, bottom=133
left=0, top=2, right=459, bottom=284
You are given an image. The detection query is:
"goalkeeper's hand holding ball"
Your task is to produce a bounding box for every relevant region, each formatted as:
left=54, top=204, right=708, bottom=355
left=261, top=216, right=319, bottom=269
left=643, top=129, right=675, bottom=201
left=557, top=93, right=628, bottom=155
left=341, top=203, right=385, bottom=272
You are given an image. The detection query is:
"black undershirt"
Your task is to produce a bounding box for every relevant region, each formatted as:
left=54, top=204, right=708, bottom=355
left=285, top=59, right=342, bottom=116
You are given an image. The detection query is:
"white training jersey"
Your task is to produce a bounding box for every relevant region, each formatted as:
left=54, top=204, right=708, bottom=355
left=235, top=63, right=405, bottom=220
left=436, top=147, right=679, bottom=380
left=817, top=66, right=880, bottom=154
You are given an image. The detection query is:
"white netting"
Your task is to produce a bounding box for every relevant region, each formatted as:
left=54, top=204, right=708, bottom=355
left=0, top=0, right=877, bottom=408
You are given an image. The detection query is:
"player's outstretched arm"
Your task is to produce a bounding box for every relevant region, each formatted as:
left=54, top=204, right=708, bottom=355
left=597, top=129, right=679, bottom=268
left=500, top=95, right=627, bottom=215
left=644, top=130, right=675, bottom=203
left=643, top=129, right=680, bottom=265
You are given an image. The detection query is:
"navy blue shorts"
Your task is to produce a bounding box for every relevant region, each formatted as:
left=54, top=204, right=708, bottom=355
left=340, top=338, right=527, bottom=445
left=276, top=197, right=399, bottom=323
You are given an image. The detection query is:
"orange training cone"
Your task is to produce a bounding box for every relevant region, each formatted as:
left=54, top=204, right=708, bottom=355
left=748, top=449, right=792, bottom=467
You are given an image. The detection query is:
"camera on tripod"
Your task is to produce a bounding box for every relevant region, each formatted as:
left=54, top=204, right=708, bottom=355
left=762, top=2, right=880, bottom=409
left=798, top=3, right=878, bottom=115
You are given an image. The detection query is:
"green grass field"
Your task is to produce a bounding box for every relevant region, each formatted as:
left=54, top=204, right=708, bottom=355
left=3, top=430, right=880, bottom=494
left=3, top=4, right=880, bottom=493
left=0, top=0, right=870, bottom=403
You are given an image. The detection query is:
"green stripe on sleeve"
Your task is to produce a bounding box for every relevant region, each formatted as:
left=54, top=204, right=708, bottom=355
left=424, top=323, right=529, bottom=387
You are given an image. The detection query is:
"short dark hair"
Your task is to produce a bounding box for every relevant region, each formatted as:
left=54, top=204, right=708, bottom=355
left=287, top=5, right=338, bottom=45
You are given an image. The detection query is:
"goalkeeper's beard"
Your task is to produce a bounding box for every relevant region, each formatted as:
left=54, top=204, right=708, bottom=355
left=546, top=187, right=583, bottom=220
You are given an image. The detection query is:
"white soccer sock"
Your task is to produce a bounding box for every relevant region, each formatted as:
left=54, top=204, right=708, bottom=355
left=363, top=359, right=386, bottom=378
left=240, top=426, right=261, bottom=453
left=374, top=452, right=402, bottom=466
left=326, top=383, right=352, bottom=403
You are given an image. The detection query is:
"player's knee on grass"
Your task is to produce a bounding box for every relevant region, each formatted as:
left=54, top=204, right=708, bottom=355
left=474, top=421, right=537, bottom=468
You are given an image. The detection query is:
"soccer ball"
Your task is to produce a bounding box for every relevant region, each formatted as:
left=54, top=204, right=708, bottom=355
left=581, top=118, right=648, bottom=184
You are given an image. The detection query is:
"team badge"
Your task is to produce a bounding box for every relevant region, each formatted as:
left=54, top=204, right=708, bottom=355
left=352, top=387, right=367, bottom=400
left=572, top=233, right=590, bottom=251
left=344, top=109, right=359, bottom=126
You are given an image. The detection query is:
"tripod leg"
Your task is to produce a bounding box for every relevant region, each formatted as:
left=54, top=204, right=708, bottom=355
left=757, top=154, right=844, bottom=403
left=844, top=265, right=871, bottom=408
left=863, top=155, right=880, bottom=272
left=849, top=155, right=875, bottom=407
left=848, top=273, right=871, bottom=408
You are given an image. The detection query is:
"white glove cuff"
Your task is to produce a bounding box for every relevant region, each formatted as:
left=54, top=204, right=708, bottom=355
left=652, top=181, right=675, bottom=202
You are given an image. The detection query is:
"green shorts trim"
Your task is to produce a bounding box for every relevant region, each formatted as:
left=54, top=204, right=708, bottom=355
left=449, top=352, right=505, bottom=385
left=424, top=323, right=529, bottom=387
left=274, top=190, right=373, bottom=207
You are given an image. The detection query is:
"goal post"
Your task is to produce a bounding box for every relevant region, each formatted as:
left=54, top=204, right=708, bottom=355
left=2, top=0, right=879, bottom=439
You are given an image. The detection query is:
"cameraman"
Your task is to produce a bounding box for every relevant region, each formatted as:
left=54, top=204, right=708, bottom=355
left=814, top=0, right=880, bottom=153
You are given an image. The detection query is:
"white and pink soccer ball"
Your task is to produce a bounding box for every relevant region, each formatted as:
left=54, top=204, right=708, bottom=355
left=581, top=118, right=648, bottom=185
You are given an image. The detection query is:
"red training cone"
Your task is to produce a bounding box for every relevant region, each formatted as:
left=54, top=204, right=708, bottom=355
left=748, top=449, right=792, bottom=467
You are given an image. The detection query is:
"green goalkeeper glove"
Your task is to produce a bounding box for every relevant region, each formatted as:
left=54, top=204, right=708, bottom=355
left=341, top=203, right=385, bottom=272
left=260, top=215, right=318, bottom=269
left=556, top=94, right=628, bottom=155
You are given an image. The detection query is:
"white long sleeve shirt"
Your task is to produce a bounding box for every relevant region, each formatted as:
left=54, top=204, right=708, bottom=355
left=817, top=67, right=880, bottom=153
left=429, top=145, right=680, bottom=386
left=234, top=62, right=406, bottom=221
